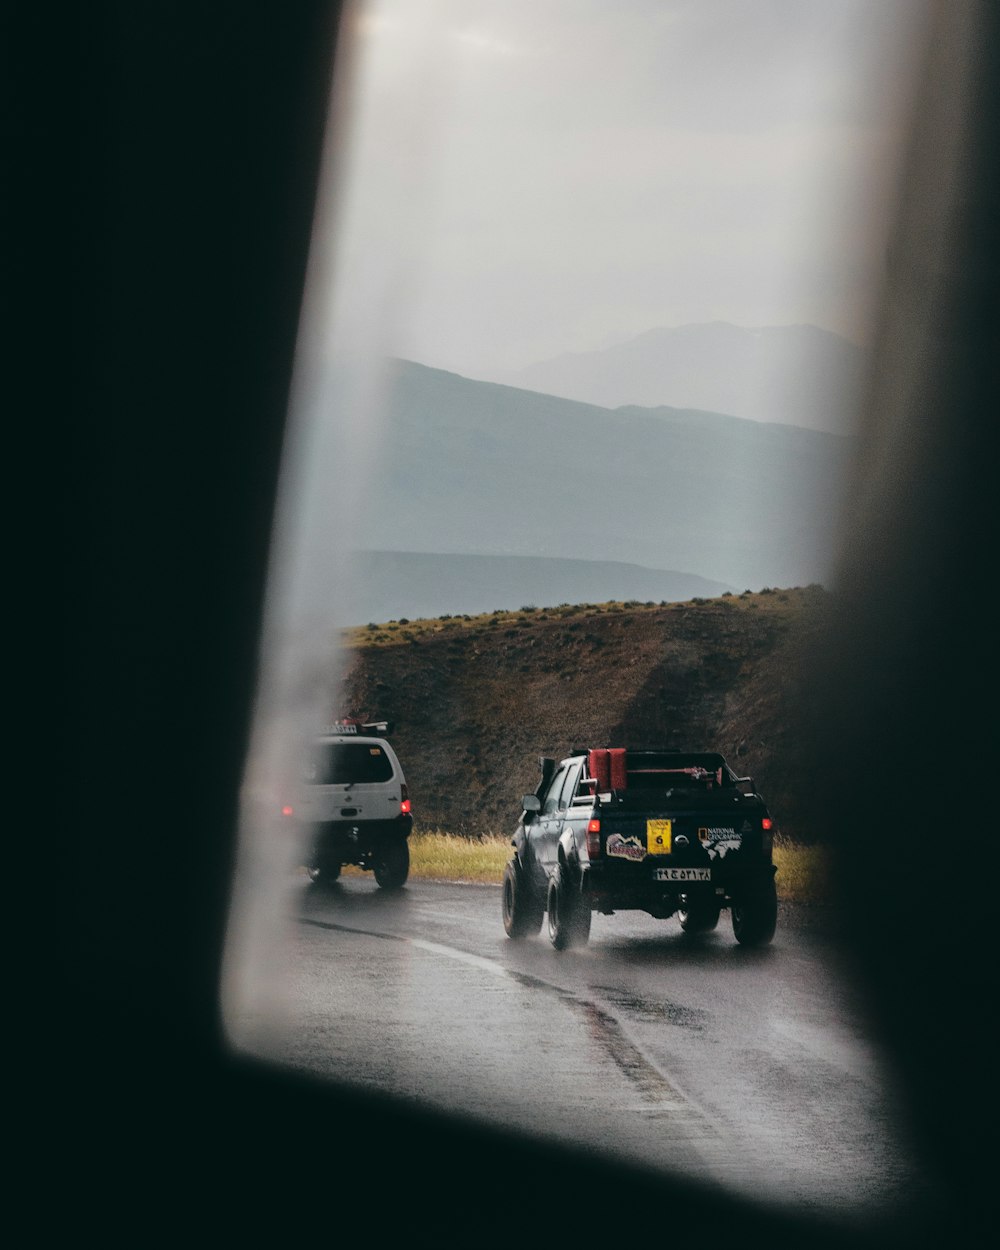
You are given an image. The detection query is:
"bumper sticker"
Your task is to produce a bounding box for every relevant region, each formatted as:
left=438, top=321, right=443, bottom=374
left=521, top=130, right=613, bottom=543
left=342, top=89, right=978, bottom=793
left=698, top=826, right=742, bottom=860
left=607, top=833, right=646, bottom=862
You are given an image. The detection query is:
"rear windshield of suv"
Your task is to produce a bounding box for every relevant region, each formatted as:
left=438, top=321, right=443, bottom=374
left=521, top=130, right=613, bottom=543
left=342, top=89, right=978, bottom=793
left=305, top=742, right=394, bottom=784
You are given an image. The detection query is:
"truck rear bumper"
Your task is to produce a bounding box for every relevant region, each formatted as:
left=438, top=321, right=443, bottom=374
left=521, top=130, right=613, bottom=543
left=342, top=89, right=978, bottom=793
left=585, top=860, right=775, bottom=917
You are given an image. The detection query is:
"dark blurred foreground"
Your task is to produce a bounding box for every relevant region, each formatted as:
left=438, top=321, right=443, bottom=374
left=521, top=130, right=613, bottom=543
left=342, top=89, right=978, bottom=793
left=74, top=3, right=997, bottom=1243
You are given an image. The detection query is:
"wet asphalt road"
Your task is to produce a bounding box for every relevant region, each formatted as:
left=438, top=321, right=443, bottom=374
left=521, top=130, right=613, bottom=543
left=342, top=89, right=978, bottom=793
left=239, top=875, right=935, bottom=1231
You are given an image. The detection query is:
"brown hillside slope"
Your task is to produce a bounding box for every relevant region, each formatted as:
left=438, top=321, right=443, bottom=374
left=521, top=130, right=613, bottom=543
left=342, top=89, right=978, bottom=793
left=336, top=586, right=830, bottom=840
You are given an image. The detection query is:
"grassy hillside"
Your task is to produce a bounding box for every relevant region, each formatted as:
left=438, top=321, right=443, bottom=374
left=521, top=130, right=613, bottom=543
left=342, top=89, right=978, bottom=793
left=336, top=585, right=831, bottom=841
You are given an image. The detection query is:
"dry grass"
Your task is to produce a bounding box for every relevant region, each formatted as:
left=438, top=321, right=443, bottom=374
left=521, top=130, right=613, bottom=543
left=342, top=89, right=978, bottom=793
left=772, top=838, right=835, bottom=904
left=339, top=587, right=821, bottom=650
left=334, top=832, right=511, bottom=881
left=409, top=831, right=512, bottom=882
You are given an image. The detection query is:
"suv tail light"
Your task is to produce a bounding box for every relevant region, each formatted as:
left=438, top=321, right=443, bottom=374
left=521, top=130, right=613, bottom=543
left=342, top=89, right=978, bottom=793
left=400, top=783, right=411, bottom=815
left=586, top=818, right=601, bottom=858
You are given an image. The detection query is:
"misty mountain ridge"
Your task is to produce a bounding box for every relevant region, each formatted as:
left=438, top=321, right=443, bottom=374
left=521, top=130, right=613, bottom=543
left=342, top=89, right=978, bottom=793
left=346, top=358, right=855, bottom=596
left=490, top=321, right=866, bottom=434
left=340, top=550, right=734, bottom=627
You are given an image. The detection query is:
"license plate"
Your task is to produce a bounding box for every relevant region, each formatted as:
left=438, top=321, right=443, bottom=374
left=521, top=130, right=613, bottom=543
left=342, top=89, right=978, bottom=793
left=646, top=819, right=672, bottom=855
left=653, top=866, right=712, bottom=882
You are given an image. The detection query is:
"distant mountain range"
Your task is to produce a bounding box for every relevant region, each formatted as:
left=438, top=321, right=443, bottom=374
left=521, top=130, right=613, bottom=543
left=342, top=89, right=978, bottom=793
left=491, top=322, right=866, bottom=434
left=340, top=551, right=734, bottom=626
left=335, top=358, right=855, bottom=620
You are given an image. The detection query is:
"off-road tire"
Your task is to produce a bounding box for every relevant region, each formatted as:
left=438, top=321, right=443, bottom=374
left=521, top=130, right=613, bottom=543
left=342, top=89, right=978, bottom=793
left=502, top=859, right=544, bottom=939
left=307, top=860, right=341, bottom=886
left=731, top=876, right=778, bottom=946
left=373, top=838, right=409, bottom=890
left=546, top=865, right=591, bottom=950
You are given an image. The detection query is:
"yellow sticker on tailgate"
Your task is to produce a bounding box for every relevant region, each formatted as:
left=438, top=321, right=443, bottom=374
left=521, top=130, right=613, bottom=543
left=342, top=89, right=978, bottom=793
left=646, top=819, right=672, bottom=855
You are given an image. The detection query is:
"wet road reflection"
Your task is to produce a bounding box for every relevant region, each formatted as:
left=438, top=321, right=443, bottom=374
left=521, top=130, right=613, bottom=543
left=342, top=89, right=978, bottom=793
left=230, top=875, right=935, bottom=1231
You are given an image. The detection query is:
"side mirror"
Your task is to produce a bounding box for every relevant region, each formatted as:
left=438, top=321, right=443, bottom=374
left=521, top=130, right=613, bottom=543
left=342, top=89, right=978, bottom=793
left=522, top=794, right=541, bottom=813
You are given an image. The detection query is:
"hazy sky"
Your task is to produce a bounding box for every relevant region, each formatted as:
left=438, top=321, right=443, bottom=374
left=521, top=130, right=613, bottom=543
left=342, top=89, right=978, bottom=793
left=312, top=0, right=930, bottom=380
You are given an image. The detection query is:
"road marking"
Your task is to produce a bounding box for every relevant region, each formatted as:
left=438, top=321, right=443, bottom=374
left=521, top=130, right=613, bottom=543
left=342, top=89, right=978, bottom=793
left=409, top=936, right=513, bottom=978
left=298, top=915, right=720, bottom=1133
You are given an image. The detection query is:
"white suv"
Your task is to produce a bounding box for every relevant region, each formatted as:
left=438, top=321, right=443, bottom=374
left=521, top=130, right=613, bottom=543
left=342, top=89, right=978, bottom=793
left=292, top=720, right=413, bottom=889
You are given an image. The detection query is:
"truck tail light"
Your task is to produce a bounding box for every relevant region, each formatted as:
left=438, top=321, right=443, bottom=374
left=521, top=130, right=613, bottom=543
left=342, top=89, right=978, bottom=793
left=587, top=818, right=601, bottom=858
left=761, top=817, right=773, bottom=830
left=400, top=783, right=411, bottom=815
left=761, top=817, right=773, bottom=856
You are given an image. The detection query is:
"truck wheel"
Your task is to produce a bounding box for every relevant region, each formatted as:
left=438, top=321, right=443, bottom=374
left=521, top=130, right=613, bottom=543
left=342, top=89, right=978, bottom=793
left=731, top=877, right=777, bottom=946
left=502, top=859, right=544, bottom=939
left=307, top=860, right=341, bottom=886
left=373, top=839, right=409, bottom=890
left=546, top=865, right=591, bottom=950
left=678, top=894, right=720, bottom=933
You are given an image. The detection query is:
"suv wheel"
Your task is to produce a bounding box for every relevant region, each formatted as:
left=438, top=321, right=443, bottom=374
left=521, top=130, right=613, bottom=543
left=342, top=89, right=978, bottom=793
left=373, top=838, right=409, bottom=890
left=502, top=859, right=544, bottom=939
left=731, top=877, right=777, bottom=947
left=307, top=861, right=341, bottom=886
left=546, top=865, right=591, bottom=950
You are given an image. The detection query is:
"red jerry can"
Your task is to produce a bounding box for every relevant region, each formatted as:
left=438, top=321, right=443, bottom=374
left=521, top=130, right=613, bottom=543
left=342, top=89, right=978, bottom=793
left=588, top=748, right=610, bottom=791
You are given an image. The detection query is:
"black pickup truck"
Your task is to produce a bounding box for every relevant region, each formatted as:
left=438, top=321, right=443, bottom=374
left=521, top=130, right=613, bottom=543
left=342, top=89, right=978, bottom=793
left=502, top=747, right=777, bottom=950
